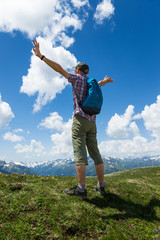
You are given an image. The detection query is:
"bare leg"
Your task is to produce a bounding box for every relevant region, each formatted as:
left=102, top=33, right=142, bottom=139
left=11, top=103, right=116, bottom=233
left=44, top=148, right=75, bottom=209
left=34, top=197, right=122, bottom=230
left=63, top=164, right=87, bottom=199
left=95, top=163, right=104, bottom=184
left=76, top=164, right=86, bottom=184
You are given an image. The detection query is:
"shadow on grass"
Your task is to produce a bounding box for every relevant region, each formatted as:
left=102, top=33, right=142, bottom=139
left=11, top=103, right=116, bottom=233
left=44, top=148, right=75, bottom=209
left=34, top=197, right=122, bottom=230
left=86, top=192, right=160, bottom=222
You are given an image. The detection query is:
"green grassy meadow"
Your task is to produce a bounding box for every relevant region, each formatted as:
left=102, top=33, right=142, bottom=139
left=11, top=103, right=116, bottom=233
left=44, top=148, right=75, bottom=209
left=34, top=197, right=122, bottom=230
left=0, top=167, right=160, bottom=239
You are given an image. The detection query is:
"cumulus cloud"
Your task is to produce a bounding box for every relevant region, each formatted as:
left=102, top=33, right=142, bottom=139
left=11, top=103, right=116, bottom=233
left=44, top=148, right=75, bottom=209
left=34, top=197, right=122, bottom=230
left=20, top=37, right=77, bottom=112
left=39, top=112, right=65, bottom=131
left=39, top=112, right=73, bottom=159
left=50, top=128, right=73, bottom=159
left=100, top=96, right=160, bottom=157
left=14, top=139, right=46, bottom=158
left=71, top=0, right=89, bottom=8
left=13, top=129, right=23, bottom=133
left=0, top=94, right=14, bottom=128
left=0, top=0, right=54, bottom=38
left=140, top=95, right=160, bottom=140
left=106, top=105, right=140, bottom=139
left=99, top=136, right=160, bottom=158
left=0, top=0, right=84, bottom=42
left=3, top=132, right=24, bottom=142
left=94, top=0, right=115, bottom=24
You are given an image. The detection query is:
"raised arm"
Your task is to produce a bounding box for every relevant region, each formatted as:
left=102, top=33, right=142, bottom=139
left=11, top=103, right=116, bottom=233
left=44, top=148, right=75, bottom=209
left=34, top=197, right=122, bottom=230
left=32, top=40, right=69, bottom=79
left=98, top=75, right=114, bottom=87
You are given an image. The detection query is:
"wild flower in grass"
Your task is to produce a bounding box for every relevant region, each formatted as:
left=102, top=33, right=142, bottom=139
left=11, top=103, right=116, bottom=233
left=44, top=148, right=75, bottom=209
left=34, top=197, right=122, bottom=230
left=104, top=182, right=108, bottom=185
left=155, top=229, right=159, bottom=233
left=152, top=195, right=155, bottom=198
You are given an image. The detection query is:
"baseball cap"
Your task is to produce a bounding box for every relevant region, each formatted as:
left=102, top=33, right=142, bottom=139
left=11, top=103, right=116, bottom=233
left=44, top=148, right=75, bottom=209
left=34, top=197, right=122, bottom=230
left=74, top=62, right=89, bottom=74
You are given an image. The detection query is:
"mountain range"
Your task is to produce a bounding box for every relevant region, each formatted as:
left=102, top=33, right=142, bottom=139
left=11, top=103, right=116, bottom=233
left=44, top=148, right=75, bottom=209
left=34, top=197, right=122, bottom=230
left=0, top=160, right=35, bottom=175
left=1, top=155, right=160, bottom=176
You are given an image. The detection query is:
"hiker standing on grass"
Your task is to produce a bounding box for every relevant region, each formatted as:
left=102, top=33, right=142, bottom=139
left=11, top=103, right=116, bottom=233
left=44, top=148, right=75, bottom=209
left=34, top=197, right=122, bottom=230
left=33, top=40, right=114, bottom=200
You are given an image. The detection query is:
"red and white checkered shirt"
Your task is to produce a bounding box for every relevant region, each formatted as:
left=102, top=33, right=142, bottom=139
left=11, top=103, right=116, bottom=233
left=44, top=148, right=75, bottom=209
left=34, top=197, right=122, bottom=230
left=68, top=73, right=96, bottom=121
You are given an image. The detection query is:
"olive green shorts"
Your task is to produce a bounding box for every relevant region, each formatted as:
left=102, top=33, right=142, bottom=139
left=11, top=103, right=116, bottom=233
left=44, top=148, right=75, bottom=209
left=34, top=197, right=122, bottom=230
left=72, top=115, right=103, bottom=166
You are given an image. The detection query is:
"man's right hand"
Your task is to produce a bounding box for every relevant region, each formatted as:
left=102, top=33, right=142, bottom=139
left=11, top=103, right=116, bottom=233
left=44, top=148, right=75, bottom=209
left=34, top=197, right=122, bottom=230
left=99, top=76, right=114, bottom=87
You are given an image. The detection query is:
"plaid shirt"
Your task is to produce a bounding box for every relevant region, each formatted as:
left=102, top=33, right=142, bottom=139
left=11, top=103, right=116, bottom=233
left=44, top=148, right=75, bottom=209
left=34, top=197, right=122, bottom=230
left=68, top=73, right=96, bottom=121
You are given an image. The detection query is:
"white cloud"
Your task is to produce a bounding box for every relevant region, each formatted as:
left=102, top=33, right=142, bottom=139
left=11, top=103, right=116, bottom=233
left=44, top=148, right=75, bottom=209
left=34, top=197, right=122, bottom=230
left=0, top=0, right=84, bottom=43
left=13, top=129, right=23, bottom=133
left=106, top=105, right=140, bottom=139
left=0, top=0, right=56, bottom=38
left=94, top=0, right=115, bottom=24
left=56, top=33, right=75, bottom=48
left=20, top=37, right=77, bottom=112
left=3, top=132, right=24, bottom=142
left=99, top=136, right=160, bottom=158
left=14, top=139, right=46, bottom=158
left=50, top=128, right=73, bottom=159
left=140, top=95, right=160, bottom=140
left=100, top=96, right=160, bottom=157
left=0, top=94, right=14, bottom=128
left=39, top=112, right=73, bottom=159
left=71, top=0, right=89, bottom=8
left=39, top=112, right=65, bottom=131
left=44, top=11, right=83, bottom=46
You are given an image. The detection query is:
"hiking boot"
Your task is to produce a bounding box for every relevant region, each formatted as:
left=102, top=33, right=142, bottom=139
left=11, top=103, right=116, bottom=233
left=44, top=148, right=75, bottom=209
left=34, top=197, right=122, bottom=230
left=63, top=186, right=87, bottom=200
left=94, top=185, right=106, bottom=196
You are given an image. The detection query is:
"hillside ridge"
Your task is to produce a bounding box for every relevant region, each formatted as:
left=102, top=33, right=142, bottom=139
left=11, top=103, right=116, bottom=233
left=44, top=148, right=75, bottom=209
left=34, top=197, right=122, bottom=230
left=0, top=167, right=160, bottom=239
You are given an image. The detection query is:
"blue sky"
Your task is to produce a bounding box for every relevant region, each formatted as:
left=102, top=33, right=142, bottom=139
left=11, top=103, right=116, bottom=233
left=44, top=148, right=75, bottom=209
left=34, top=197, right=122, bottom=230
left=0, top=0, right=160, bottom=163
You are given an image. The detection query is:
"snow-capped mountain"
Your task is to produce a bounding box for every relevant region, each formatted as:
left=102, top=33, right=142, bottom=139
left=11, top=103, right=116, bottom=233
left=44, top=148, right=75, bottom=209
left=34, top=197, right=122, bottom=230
left=24, top=155, right=160, bottom=176
left=30, top=158, right=76, bottom=176
left=0, top=160, right=35, bottom=175
left=1, top=156, right=160, bottom=176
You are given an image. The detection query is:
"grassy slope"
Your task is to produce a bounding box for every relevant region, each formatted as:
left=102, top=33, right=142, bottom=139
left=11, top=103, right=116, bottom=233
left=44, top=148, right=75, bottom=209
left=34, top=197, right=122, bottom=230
left=0, top=167, right=160, bottom=240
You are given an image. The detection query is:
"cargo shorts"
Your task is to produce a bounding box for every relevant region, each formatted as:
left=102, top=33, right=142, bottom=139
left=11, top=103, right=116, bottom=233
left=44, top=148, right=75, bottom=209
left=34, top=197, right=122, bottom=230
left=72, top=115, right=103, bottom=166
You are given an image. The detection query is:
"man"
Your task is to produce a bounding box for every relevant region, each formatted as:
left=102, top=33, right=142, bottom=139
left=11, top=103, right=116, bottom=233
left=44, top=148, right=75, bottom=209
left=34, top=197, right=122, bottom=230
left=33, top=40, right=114, bottom=200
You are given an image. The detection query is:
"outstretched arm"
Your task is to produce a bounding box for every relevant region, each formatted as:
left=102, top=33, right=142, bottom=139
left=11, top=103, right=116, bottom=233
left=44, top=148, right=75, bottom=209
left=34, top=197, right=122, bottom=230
left=98, top=75, right=114, bottom=87
left=32, top=40, right=69, bottom=79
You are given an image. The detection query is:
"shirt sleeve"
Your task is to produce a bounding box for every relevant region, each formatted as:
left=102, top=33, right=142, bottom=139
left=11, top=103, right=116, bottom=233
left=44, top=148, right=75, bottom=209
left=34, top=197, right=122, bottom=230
left=68, top=73, right=78, bottom=84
